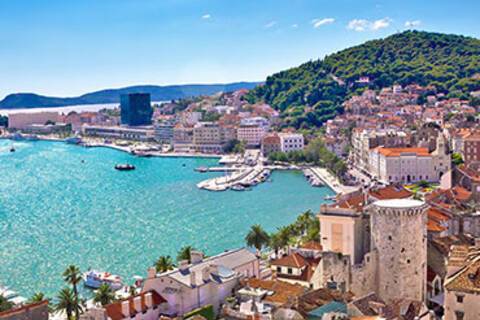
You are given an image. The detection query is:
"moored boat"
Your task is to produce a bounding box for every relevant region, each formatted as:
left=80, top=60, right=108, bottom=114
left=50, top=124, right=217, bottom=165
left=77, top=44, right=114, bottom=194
left=65, top=136, right=82, bottom=144
left=83, top=270, right=123, bottom=291
left=115, top=164, right=135, bottom=171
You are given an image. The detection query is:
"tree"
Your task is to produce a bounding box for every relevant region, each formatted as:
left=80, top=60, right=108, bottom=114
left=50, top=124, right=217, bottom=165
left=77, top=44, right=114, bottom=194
left=0, top=296, right=13, bottom=312
left=295, top=210, right=314, bottom=236
left=29, top=292, right=46, bottom=303
left=155, top=255, right=175, bottom=273
left=245, top=224, right=270, bottom=254
left=55, top=288, right=80, bottom=320
left=93, top=284, right=116, bottom=307
left=62, top=265, right=82, bottom=320
left=269, top=233, right=283, bottom=257
left=177, top=246, right=195, bottom=263
left=452, top=153, right=464, bottom=166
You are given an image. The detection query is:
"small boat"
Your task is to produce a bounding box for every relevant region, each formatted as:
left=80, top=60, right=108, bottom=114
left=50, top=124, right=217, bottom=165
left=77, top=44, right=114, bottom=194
left=195, top=167, right=208, bottom=173
left=231, top=185, right=246, bottom=191
left=65, top=137, right=82, bottom=144
left=83, top=270, right=123, bottom=291
left=115, top=164, right=135, bottom=171
left=9, top=146, right=15, bottom=152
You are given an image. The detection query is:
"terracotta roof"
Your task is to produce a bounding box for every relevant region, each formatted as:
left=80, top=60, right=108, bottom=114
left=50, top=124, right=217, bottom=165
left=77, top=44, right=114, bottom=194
left=105, top=290, right=166, bottom=320
left=374, top=147, right=430, bottom=157
left=428, top=207, right=450, bottom=222
left=427, top=220, right=447, bottom=233
left=271, top=252, right=308, bottom=268
left=299, top=241, right=323, bottom=251
left=445, top=251, right=480, bottom=294
left=244, top=278, right=305, bottom=306
left=335, top=193, right=366, bottom=211
left=368, top=185, right=412, bottom=200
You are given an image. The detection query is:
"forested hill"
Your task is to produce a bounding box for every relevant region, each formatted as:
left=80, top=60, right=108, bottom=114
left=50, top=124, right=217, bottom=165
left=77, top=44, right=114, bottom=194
left=246, top=30, right=480, bottom=129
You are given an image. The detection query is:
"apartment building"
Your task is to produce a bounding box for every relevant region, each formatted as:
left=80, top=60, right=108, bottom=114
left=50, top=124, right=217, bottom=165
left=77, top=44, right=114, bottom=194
left=278, top=133, right=304, bottom=153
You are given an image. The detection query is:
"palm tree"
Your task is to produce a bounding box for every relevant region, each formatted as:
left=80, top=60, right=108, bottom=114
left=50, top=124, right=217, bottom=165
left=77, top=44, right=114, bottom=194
left=29, top=292, right=46, bottom=303
left=245, top=224, right=270, bottom=255
left=155, top=255, right=174, bottom=273
left=177, top=246, right=194, bottom=262
left=295, top=210, right=314, bottom=236
left=62, top=265, right=82, bottom=320
left=93, top=284, right=116, bottom=307
left=277, top=226, right=293, bottom=249
left=269, top=232, right=282, bottom=257
left=0, top=296, right=13, bottom=312
left=55, top=288, right=78, bottom=320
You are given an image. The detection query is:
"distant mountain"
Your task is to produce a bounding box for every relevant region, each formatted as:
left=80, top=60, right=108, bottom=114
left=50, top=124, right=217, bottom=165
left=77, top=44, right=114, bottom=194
left=246, top=30, right=480, bottom=128
left=0, top=82, right=261, bottom=109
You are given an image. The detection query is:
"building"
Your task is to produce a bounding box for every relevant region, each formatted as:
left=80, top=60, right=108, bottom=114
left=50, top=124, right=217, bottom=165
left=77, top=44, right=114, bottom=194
left=172, top=125, right=194, bottom=153
left=82, top=125, right=154, bottom=141
left=8, top=112, right=59, bottom=130
left=261, top=133, right=281, bottom=157
left=120, top=93, right=153, bottom=126
left=278, top=133, right=304, bottom=153
left=464, top=132, right=480, bottom=165
left=192, top=122, right=236, bottom=153
left=154, top=120, right=175, bottom=144
left=318, top=205, right=365, bottom=265
left=237, top=124, right=266, bottom=147
left=142, top=248, right=259, bottom=317
left=0, top=300, right=49, bottom=320
left=270, top=250, right=322, bottom=289
left=83, top=291, right=167, bottom=320
left=316, top=199, right=428, bottom=305
left=369, top=147, right=436, bottom=183
left=443, top=242, right=480, bottom=320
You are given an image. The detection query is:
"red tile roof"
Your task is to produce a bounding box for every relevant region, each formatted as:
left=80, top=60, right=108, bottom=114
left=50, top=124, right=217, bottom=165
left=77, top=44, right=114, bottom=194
left=375, top=147, right=430, bottom=157
left=105, top=290, right=166, bottom=320
left=368, top=185, right=412, bottom=200
left=271, top=252, right=307, bottom=268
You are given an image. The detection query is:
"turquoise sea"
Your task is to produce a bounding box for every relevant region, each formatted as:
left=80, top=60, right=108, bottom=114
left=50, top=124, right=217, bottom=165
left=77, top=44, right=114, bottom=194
left=0, top=139, right=333, bottom=297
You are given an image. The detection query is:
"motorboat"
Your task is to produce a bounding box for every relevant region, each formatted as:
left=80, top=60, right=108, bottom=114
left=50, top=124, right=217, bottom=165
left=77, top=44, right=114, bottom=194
left=83, top=270, right=123, bottom=290
left=231, top=185, right=246, bottom=191
left=9, top=146, right=15, bottom=152
left=115, top=164, right=135, bottom=171
left=65, top=136, right=82, bottom=144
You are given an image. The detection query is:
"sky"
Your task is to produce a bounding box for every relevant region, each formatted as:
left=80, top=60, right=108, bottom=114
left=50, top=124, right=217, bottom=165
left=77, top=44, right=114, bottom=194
left=0, top=0, right=479, bottom=99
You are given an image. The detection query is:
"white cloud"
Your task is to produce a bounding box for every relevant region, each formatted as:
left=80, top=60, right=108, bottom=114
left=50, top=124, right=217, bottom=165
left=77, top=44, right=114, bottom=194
left=405, top=20, right=421, bottom=28
left=201, top=14, right=211, bottom=20
left=311, top=18, right=335, bottom=28
left=291, top=24, right=299, bottom=28
left=264, top=21, right=277, bottom=29
left=371, top=17, right=391, bottom=30
left=347, top=19, right=369, bottom=32
left=347, top=17, right=391, bottom=32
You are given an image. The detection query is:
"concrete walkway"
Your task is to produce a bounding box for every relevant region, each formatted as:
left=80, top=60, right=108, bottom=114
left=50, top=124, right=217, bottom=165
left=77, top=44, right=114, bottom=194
left=310, top=167, right=359, bottom=195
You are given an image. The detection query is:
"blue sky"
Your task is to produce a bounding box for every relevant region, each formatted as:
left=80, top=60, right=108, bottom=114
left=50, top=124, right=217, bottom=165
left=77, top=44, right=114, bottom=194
left=0, top=0, right=479, bottom=99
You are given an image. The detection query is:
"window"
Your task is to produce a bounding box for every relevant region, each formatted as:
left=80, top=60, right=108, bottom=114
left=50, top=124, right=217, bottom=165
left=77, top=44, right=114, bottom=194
left=287, top=268, right=293, bottom=274
left=276, top=266, right=281, bottom=273
left=456, top=295, right=464, bottom=303
left=455, top=311, right=464, bottom=320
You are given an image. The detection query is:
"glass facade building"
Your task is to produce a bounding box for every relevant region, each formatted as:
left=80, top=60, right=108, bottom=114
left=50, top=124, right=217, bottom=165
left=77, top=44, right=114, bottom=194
left=120, top=93, right=153, bottom=126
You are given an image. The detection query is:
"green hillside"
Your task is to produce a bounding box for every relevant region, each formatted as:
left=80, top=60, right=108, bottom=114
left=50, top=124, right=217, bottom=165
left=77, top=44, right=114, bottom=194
left=246, top=30, right=480, bottom=129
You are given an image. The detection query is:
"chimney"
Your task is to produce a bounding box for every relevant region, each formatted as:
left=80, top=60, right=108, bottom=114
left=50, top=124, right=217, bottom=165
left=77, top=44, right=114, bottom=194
left=190, top=251, right=204, bottom=264
left=147, top=267, right=156, bottom=279
left=133, top=296, right=142, bottom=313
left=190, top=270, right=197, bottom=287
left=144, top=292, right=153, bottom=308
left=121, top=300, right=130, bottom=317
left=179, top=260, right=189, bottom=272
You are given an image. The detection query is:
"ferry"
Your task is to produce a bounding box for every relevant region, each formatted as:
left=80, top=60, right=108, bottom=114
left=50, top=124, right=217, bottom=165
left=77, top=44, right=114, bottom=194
left=115, top=164, right=135, bottom=171
left=83, top=270, right=123, bottom=291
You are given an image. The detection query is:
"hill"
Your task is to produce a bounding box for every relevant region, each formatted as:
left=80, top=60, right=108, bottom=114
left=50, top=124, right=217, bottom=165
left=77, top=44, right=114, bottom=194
left=246, top=30, right=480, bottom=128
left=0, top=82, right=261, bottom=109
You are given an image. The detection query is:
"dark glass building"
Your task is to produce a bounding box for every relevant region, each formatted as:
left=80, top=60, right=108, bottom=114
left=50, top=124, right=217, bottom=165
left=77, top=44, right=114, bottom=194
left=120, top=93, right=153, bottom=126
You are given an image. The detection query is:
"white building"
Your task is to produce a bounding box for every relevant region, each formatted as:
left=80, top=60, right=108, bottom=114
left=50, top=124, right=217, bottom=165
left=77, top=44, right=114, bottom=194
left=278, top=133, right=304, bottom=153
left=369, top=147, right=436, bottom=183
left=142, top=248, right=259, bottom=317
left=237, top=125, right=266, bottom=147
left=82, top=125, right=155, bottom=141
left=8, top=112, right=59, bottom=130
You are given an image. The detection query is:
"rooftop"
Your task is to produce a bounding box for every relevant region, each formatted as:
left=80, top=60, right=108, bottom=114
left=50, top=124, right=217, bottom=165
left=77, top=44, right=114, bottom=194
left=374, top=199, right=425, bottom=209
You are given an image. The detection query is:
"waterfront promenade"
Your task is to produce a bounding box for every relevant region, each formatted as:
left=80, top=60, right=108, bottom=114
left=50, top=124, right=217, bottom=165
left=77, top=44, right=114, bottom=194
left=310, top=167, right=358, bottom=195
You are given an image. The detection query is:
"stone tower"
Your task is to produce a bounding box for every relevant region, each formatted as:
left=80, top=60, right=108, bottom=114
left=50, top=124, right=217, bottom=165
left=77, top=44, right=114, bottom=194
left=369, top=199, right=428, bottom=304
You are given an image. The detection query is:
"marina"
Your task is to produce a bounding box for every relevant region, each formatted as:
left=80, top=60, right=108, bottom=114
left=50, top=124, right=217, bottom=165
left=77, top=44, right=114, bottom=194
left=0, top=139, right=334, bottom=297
